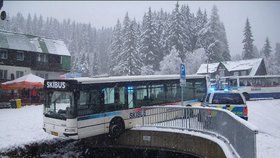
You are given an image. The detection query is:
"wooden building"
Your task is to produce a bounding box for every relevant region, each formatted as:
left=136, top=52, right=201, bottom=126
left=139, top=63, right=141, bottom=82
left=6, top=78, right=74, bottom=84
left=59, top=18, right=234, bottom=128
left=196, top=58, right=267, bottom=79
left=0, top=30, right=71, bottom=84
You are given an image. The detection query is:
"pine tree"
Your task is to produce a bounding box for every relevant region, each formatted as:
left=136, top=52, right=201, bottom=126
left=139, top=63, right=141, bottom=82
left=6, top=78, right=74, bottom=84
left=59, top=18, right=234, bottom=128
left=194, top=8, right=207, bottom=50
left=159, top=46, right=182, bottom=75
left=79, top=53, right=90, bottom=77
left=252, top=45, right=260, bottom=58
left=32, top=14, right=38, bottom=35
left=220, top=23, right=231, bottom=61
left=139, top=7, right=160, bottom=71
left=181, top=5, right=193, bottom=52
left=242, top=18, right=255, bottom=60
left=166, top=2, right=187, bottom=61
left=275, top=43, right=280, bottom=65
left=156, top=9, right=169, bottom=60
left=37, top=15, right=43, bottom=36
left=114, top=13, right=142, bottom=75
left=262, top=37, right=272, bottom=58
left=109, top=19, right=123, bottom=76
left=25, top=13, right=32, bottom=34
left=198, top=5, right=228, bottom=63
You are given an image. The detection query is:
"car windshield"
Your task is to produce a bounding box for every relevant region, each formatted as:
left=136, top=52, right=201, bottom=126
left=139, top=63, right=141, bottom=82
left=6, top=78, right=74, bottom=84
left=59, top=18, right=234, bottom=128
left=212, top=93, right=244, bottom=104
left=44, top=91, right=74, bottom=120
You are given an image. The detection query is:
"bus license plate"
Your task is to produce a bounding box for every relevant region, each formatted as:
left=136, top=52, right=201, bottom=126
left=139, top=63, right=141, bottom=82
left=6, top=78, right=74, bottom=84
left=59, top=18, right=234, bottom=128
left=51, top=131, right=58, bottom=136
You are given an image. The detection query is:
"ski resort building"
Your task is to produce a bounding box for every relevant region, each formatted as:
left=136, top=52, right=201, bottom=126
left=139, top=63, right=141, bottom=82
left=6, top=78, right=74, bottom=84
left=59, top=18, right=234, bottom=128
left=196, top=58, right=267, bottom=79
left=0, top=30, right=71, bottom=84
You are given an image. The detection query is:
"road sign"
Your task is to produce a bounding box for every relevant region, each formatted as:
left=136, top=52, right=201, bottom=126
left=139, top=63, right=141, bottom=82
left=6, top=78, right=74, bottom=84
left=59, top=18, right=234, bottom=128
left=180, top=64, right=186, bottom=86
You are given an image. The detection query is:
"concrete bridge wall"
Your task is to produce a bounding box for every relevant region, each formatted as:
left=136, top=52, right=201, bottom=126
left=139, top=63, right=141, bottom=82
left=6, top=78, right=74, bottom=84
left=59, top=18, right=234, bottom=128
left=85, top=129, right=226, bottom=158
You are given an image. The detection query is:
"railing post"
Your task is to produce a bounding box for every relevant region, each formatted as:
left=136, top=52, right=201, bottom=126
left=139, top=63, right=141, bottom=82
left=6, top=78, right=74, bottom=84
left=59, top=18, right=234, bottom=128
left=142, top=107, right=145, bottom=126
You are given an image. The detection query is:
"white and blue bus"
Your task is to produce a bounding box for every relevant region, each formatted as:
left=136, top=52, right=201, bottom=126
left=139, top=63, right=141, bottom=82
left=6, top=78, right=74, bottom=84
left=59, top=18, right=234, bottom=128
left=43, top=75, right=209, bottom=139
left=223, top=75, right=280, bottom=100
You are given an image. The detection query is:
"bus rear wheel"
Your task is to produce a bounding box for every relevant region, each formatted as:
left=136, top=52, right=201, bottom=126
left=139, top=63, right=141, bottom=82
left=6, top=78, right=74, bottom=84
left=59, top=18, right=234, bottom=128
left=108, top=117, right=124, bottom=138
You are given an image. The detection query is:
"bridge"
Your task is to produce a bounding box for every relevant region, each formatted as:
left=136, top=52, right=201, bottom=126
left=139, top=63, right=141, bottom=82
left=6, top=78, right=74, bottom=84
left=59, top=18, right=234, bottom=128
left=86, top=106, right=258, bottom=158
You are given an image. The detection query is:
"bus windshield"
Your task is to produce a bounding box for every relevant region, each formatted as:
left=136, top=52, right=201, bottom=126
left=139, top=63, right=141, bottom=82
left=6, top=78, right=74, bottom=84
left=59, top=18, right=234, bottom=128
left=44, top=91, right=75, bottom=120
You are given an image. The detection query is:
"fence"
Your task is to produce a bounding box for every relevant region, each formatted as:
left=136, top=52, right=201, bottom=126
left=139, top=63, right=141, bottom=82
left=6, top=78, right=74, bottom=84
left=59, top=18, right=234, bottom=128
left=141, top=106, right=258, bottom=158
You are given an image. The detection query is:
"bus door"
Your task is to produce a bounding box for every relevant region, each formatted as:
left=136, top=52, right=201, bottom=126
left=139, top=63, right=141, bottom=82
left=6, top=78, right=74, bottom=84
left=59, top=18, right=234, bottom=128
left=77, top=90, right=105, bottom=138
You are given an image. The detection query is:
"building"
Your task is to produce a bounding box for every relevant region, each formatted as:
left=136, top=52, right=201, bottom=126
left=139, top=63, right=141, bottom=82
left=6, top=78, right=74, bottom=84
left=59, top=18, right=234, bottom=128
left=0, top=30, right=71, bottom=84
left=196, top=58, right=267, bottom=79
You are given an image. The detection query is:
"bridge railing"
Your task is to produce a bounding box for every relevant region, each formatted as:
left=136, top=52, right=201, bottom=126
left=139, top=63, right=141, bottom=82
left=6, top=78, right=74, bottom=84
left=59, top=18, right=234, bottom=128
left=141, top=106, right=258, bottom=158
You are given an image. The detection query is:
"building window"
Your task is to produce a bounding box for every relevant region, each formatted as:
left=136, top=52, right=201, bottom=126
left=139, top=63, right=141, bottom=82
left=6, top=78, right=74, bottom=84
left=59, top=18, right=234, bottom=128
left=16, top=51, right=24, bottom=61
left=0, top=69, right=7, bottom=79
left=37, top=54, right=48, bottom=62
left=219, top=69, right=225, bottom=77
left=233, top=72, right=239, bottom=76
left=16, top=71, right=24, bottom=78
left=0, top=49, right=8, bottom=59
left=241, top=71, right=247, bottom=76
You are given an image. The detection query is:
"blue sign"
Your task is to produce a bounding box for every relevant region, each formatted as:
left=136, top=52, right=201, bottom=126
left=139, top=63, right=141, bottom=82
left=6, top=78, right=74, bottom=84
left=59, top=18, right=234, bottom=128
left=180, top=64, right=186, bottom=86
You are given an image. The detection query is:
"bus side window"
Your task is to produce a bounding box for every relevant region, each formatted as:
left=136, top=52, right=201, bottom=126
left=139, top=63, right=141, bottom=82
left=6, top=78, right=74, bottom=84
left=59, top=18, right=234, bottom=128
left=78, top=91, right=91, bottom=116
left=114, top=86, right=126, bottom=110
left=205, top=93, right=210, bottom=103
left=127, top=86, right=135, bottom=109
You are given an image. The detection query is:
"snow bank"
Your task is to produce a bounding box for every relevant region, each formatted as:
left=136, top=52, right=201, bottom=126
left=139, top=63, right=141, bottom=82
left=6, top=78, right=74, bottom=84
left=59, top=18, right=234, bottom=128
left=0, top=105, right=55, bottom=151
left=247, top=99, right=280, bottom=158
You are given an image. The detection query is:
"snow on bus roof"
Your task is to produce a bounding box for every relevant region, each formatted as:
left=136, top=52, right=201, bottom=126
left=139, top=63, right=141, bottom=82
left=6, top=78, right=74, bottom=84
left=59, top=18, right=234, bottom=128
left=67, top=75, right=207, bottom=84
left=222, top=75, right=280, bottom=79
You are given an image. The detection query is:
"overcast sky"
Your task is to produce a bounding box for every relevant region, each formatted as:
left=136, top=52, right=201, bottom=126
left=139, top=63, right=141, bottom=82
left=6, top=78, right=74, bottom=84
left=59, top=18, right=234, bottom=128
left=3, top=1, right=280, bottom=56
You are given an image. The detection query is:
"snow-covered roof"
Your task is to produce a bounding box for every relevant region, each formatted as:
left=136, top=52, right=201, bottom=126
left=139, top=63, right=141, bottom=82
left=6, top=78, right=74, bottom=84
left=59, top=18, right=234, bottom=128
left=0, top=30, right=70, bottom=56
left=223, top=58, right=263, bottom=76
left=196, top=58, right=264, bottom=76
left=67, top=75, right=207, bottom=84
left=196, top=63, right=220, bottom=74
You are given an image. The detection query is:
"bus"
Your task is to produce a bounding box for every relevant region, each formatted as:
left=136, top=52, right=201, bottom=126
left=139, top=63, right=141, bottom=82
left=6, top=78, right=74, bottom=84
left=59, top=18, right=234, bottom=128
left=43, top=75, right=209, bottom=139
left=222, top=75, right=280, bottom=100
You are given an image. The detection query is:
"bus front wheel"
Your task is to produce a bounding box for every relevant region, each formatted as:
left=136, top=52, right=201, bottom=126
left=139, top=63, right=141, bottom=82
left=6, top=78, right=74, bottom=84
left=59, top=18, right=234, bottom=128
left=108, top=117, right=125, bottom=138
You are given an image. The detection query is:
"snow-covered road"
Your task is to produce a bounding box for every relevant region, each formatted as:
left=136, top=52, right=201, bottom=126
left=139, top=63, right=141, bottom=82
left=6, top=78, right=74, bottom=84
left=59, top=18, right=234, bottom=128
left=0, top=100, right=280, bottom=157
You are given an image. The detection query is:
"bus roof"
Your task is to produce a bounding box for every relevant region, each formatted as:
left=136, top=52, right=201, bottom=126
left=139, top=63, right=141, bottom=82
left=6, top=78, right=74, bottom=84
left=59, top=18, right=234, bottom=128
left=221, top=75, right=280, bottom=79
left=62, top=74, right=207, bottom=84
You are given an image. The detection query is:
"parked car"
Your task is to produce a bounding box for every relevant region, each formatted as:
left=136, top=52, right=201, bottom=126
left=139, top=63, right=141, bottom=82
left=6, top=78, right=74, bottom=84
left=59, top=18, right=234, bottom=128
left=201, top=90, right=248, bottom=120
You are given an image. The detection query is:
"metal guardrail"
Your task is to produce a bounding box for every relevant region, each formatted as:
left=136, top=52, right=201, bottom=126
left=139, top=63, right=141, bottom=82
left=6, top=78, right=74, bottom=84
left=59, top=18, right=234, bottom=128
left=141, top=106, right=258, bottom=158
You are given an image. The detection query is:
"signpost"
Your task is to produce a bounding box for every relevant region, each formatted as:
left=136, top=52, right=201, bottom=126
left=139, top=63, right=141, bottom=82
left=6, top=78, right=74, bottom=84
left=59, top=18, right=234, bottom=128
left=180, top=64, right=186, bottom=106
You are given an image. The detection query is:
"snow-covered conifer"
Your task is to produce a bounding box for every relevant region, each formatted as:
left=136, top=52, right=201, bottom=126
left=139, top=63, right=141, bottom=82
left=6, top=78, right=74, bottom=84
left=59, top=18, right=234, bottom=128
left=242, top=18, right=255, bottom=59
left=139, top=7, right=160, bottom=71
left=166, top=2, right=187, bottom=61
left=159, top=46, right=182, bottom=75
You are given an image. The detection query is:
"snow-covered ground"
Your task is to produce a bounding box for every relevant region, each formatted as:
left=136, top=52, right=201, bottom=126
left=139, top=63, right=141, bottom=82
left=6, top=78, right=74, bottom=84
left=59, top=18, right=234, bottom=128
left=0, top=100, right=280, bottom=157
left=0, top=105, right=55, bottom=151
left=248, top=99, right=280, bottom=158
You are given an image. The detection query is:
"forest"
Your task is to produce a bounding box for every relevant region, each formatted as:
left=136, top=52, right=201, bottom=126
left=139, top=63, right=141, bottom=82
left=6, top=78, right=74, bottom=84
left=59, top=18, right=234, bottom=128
left=1, top=2, right=279, bottom=76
